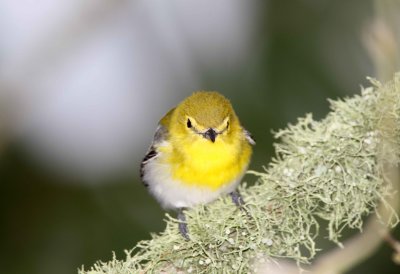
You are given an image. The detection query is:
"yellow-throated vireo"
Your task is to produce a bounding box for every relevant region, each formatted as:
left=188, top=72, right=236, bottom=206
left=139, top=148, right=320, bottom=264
left=140, top=91, right=255, bottom=239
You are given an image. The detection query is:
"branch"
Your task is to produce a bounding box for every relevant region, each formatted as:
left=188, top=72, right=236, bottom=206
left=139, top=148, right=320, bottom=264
left=80, top=74, right=400, bottom=273
left=310, top=1, right=400, bottom=272
left=310, top=59, right=400, bottom=274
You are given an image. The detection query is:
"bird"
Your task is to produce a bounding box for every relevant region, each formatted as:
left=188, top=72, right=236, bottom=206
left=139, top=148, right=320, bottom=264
left=140, top=91, right=255, bottom=239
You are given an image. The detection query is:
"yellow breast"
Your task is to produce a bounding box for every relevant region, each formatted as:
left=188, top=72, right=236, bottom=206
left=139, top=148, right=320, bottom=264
left=160, top=138, right=252, bottom=190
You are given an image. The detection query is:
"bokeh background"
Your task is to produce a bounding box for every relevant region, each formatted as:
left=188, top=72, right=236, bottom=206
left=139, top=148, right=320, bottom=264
left=1, top=1, right=399, bottom=273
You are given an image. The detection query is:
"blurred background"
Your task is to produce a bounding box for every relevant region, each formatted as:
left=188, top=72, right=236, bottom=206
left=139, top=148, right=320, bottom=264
left=1, top=0, right=399, bottom=273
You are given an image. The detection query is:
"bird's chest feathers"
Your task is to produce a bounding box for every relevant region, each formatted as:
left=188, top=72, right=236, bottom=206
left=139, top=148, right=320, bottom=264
left=166, top=139, right=248, bottom=189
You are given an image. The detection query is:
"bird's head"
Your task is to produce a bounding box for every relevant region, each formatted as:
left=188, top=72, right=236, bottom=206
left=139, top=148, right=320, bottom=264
left=170, top=91, right=241, bottom=144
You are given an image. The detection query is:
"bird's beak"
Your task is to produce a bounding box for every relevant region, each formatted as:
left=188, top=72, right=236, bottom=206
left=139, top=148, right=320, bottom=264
left=204, top=128, right=217, bottom=143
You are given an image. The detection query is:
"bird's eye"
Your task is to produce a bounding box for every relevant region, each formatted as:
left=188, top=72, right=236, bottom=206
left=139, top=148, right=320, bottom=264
left=187, top=119, right=192, bottom=128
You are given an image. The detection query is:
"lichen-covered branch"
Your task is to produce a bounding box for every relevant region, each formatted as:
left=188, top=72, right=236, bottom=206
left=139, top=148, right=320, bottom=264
left=80, top=74, right=400, bottom=274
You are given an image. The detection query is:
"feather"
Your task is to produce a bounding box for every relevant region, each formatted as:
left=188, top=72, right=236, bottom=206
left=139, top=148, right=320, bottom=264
left=140, top=124, right=168, bottom=186
left=244, top=129, right=256, bottom=145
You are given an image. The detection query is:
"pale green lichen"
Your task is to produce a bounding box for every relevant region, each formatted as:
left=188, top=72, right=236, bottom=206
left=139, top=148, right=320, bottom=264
left=80, top=74, right=400, bottom=274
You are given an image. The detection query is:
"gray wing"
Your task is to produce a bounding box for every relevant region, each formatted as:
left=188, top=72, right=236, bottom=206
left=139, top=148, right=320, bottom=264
left=244, top=128, right=256, bottom=145
left=140, top=125, right=168, bottom=186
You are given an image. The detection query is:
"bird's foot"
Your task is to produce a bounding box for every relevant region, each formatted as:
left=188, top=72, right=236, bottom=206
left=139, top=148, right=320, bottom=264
left=230, top=190, right=245, bottom=207
left=230, top=190, right=250, bottom=216
left=177, top=208, right=190, bottom=240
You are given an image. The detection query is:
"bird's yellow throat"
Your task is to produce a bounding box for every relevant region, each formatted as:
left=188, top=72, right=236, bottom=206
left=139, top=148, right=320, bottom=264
left=159, top=136, right=252, bottom=190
